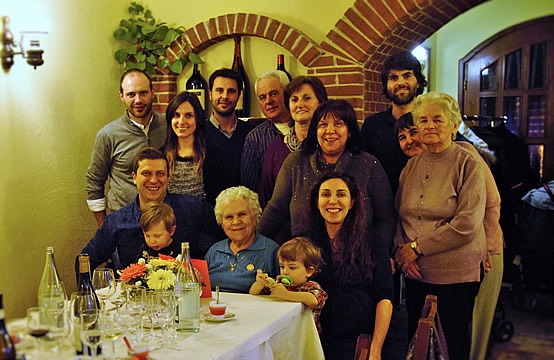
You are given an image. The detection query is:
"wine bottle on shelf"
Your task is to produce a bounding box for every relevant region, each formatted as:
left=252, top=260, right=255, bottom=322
left=73, top=254, right=101, bottom=356
left=37, top=246, right=62, bottom=312
left=175, top=242, right=200, bottom=333
left=186, top=63, right=209, bottom=118
left=231, top=35, right=250, bottom=118
left=276, top=54, right=292, bottom=81
left=0, top=293, right=16, bottom=360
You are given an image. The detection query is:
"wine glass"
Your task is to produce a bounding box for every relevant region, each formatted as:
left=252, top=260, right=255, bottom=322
left=143, top=289, right=160, bottom=343
left=100, top=314, right=125, bottom=359
left=111, top=279, right=127, bottom=314
left=150, top=291, right=176, bottom=350
left=80, top=309, right=102, bottom=359
left=70, top=291, right=100, bottom=357
left=126, top=286, right=146, bottom=341
left=47, top=307, right=70, bottom=354
left=92, top=268, right=116, bottom=316
left=26, top=307, right=50, bottom=358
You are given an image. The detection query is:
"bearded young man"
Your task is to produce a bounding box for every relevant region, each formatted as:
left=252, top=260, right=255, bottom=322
left=360, top=51, right=427, bottom=194
left=359, top=51, right=427, bottom=360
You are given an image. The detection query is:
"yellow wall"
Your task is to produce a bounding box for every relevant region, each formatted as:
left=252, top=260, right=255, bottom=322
left=425, top=0, right=554, bottom=96
left=0, top=0, right=552, bottom=319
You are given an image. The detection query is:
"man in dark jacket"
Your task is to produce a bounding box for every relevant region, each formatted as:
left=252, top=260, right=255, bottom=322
left=77, top=147, right=223, bottom=275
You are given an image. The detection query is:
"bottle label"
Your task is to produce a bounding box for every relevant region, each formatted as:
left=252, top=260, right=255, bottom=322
left=189, top=89, right=206, bottom=111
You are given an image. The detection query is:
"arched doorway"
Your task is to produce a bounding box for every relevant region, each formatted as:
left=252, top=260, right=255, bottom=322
left=460, top=16, right=554, bottom=181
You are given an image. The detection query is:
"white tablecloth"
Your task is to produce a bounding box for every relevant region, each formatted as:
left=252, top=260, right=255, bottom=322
left=9, top=292, right=324, bottom=360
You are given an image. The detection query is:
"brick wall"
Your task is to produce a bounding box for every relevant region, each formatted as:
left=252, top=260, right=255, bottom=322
left=155, top=0, right=486, bottom=121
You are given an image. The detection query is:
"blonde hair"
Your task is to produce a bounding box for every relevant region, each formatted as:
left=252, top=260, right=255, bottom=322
left=139, top=202, right=176, bottom=232
left=278, top=237, right=324, bottom=274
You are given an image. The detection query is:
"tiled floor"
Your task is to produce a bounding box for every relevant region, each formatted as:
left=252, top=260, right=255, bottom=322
left=489, top=290, right=554, bottom=359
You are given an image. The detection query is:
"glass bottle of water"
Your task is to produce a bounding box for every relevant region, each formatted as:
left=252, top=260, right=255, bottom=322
left=38, top=246, right=62, bottom=308
left=175, top=242, right=200, bottom=332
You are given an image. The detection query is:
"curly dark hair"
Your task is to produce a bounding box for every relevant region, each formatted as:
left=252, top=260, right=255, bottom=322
left=380, top=51, right=427, bottom=100
left=301, top=172, right=375, bottom=284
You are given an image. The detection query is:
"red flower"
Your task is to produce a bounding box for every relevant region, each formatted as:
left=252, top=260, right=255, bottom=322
left=119, top=263, right=147, bottom=282
left=158, top=253, right=177, bottom=262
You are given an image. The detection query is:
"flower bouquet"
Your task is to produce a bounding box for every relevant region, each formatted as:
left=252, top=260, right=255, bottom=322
left=119, top=253, right=181, bottom=290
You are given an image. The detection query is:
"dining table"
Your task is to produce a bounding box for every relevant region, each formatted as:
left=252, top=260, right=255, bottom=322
left=8, top=292, right=325, bottom=360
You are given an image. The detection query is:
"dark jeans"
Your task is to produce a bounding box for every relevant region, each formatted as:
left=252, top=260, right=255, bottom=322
left=406, top=279, right=480, bottom=360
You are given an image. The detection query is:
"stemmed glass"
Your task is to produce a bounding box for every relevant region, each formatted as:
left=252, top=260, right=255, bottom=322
left=111, top=279, right=127, bottom=314
left=143, top=289, right=160, bottom=343
left=150, top=291, right=176, bottom=351
left=26, top=307, right=50, bottom=358
left=80, top=309, right=102, bottom=359
left=126, top=286, right=146, bottom=341
left=100, top=314, right=126, bottom=359
left=92, top=268, right=116, bottom=316
left=47, top=307, right=71, bottom=354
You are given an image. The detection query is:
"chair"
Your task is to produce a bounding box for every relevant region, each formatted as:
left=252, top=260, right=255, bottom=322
left=354, top=333, right=372, bottom=360
left=406, top=295, right=449, bottom=360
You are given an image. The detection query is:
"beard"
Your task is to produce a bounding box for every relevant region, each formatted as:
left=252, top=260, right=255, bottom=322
left=213, top=103, right=236, bottom=117
left=389, top=87, right=417, bottom=106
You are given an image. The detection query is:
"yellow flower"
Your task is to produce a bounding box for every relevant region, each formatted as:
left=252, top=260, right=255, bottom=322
left=146, top=269, right=176, bottom=290
left=148, top=258, right=178, bottom=270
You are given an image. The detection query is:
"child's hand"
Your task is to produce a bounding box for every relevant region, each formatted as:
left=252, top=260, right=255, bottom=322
left=255, top=269, right=269, bottom=286
left=269, top=283, right=288, bottom=299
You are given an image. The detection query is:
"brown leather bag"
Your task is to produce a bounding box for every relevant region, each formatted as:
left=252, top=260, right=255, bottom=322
left=406, top=295, right=449, bottom=360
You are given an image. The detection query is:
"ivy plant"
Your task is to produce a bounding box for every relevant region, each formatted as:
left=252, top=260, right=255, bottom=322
left=114, top=2, right=203, bottom=76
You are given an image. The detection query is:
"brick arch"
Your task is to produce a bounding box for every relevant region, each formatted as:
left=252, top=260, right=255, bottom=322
left=161, top=1, right=485, bottom=120
left=319, top=0, right=487, bottom=117
left=170, top=13, right=323, bottom=67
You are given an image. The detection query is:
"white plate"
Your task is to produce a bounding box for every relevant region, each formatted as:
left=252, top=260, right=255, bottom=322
left=203, top=312, right=236, bottom=322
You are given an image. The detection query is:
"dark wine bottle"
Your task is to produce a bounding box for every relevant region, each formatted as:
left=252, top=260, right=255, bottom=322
left=186, top=63, right=209, bottom=118
left=73, top=254, right=101, bottom=356
left=0, top=293, right=16, bottom=360
left=276, top=54, right=292, bottom=81
left=231, top=35, right=250, bottom=118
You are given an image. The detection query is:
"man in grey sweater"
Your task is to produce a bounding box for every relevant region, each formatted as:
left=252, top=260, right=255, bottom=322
left=86, top=69, right=167, bottom=227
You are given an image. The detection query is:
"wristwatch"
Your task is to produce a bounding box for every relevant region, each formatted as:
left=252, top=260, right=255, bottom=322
left=410, top=241, right=421, bottom=256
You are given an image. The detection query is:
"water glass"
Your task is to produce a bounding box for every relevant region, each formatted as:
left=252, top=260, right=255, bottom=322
left=80, top=309, right=102, bottom=359
left=26, top=307, right=49, bottom=358
left=47, top=307, right=70, bottom=354
left=126, top=286, right=146, bottom=340
left=92, top=268, right=116, bottom=315
left=111, top=279, right=127, bottom=313
left=100, top=314, right=125, bottom=359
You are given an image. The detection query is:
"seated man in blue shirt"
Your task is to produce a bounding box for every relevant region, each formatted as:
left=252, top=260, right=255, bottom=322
left=77, top=147, right=224, bottom=274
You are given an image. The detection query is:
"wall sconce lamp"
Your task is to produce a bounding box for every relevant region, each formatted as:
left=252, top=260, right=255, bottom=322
left=2, top=16, right=47, bottom=71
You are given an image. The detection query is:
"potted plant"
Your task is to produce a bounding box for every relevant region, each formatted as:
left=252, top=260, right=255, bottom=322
left=113, top=2, right=202, bottom=76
